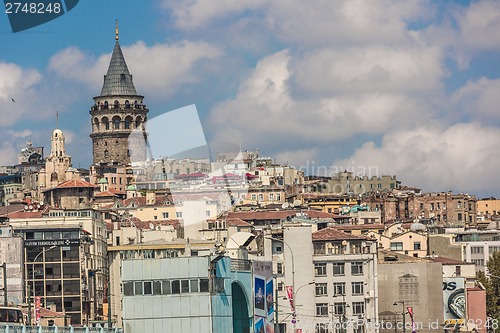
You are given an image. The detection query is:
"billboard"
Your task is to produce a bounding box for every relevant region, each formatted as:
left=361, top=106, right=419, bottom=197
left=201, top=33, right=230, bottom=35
left=253, top=261, right=274, bottom=333
left=443, top=277, right=466, bottom=324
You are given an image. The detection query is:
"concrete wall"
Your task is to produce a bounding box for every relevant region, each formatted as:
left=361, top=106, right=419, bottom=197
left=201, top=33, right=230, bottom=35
left=0, top=233, right=24, bottom=305
left=378, top=261, right=444, bottom=333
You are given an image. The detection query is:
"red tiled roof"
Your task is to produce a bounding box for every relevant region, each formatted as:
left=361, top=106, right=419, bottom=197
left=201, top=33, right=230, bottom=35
left=0, top=203, right=25, bottom=217
left=40, top=307, right=66, bottom=318
left=94, top=190, right=119, bottom=198
left=226, top=218, right=252, bottom=227
left=335, top=223, right=386, bottom=230
left=312, top=227, right=368, bottom=241
left=228, top=210, right=342, bottom=221
left=55, top=179, right=98, bottom=189
left=428, top=256, right=471, bottom=265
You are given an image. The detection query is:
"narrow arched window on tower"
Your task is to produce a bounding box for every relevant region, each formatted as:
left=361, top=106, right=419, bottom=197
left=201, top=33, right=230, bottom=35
left=124, top=116, right=132, bottom=129
left=113, top=116, right=121, bottom=130
left=104, top=101, right=109, bottom=109
left=104, top=150, right=109, bottom=158
left=102, top=117, right=109, bottom=130
left=114, top=100, right=119, bottom=109
left=125, top=100, right=130, bottom=109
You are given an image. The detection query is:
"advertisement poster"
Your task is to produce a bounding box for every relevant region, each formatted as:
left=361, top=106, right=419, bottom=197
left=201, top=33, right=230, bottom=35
left=443, top=277, right=466, bottom=324
left=253, top=261, right=274, bottom=333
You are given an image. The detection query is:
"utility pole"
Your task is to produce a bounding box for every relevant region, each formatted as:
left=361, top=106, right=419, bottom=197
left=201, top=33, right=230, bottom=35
left=1, top=263, right=7, bottom=306
left=274, top=276, right=279, bottom=333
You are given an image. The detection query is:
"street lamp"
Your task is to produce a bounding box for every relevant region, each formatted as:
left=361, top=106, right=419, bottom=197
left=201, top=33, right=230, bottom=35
left=30, top=245, right=57, bottom=325
left=393, top=300, right=406, bottom=333
left=265, top=236, right=296, bottom=332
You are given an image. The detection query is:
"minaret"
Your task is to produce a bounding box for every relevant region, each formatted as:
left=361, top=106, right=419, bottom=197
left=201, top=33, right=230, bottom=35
left=89, top=21, right=149, bottom=166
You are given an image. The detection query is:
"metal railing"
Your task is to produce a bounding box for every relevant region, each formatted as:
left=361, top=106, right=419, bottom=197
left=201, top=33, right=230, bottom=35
left=0, top=325, right=121, bottom=333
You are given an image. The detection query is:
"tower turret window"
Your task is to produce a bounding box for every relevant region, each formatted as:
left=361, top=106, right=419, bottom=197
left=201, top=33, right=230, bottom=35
left=125, top=100, right=130, bottom=108
left=135, top=116, right=142, bottom=129
left=104, top=101, right=109, bottom=109
left=104, top=150, right=109, bottom=158
left=114, top=100, right=119, bottom=109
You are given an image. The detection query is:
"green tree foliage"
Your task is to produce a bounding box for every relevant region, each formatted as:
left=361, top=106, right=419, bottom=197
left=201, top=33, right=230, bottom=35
left=476, top=251, right=500, bottom=325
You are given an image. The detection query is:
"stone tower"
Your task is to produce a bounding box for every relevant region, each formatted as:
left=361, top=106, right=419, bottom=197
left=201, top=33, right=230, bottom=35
left=39, top=128, right=73, bottom=192
left=89, top=22, right=148, bottom=166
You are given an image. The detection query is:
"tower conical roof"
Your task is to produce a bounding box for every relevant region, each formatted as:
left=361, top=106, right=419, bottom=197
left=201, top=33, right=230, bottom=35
left=100, top=41, right=138, bottom=96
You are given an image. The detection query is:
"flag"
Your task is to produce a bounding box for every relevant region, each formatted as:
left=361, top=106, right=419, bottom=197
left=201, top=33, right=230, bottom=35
left=286, top=286, right=295, bottom=313
left=407, top=306, right=416, bottom=333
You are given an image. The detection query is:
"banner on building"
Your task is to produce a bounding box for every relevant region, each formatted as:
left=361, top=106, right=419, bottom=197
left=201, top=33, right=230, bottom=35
left=253, top=261, right=274, bottom=333
left=286, top=286, right=295, bottom=314
left=443, top=277, right=466, bottom=325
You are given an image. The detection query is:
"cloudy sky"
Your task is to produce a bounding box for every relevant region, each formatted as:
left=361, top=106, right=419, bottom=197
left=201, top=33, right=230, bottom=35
left=1, top=0, right=500, bottom=197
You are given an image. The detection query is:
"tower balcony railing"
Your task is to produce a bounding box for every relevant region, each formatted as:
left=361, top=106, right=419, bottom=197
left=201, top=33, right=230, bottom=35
left=91, top=103, right=147, bottom=111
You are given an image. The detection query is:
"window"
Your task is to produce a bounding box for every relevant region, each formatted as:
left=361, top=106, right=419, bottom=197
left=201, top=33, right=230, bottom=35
left=277, top=263, right=283, bottom=275
left=316, top=323, right=330, bottom=333
left=162, top=281, right=171, bottom=295
left=333, top=262, right=345, bottom=276
left=206, top=210, right=211, bottom=217
left=278, top=283, right=284, bottom=291
left=181, top=280, right=190, bottom=293
left=315, top=283, right=328, bottom=296
left=471, top=246, right=484, bottom=254
left=134, top=281, right=143, bottom=295
left=316, top=303, right=329, bottom=317
left=351, top=262, right=363, bottom=275
left=143, top=281, right=152, bottom=295
left=123, top=282, right=133, bottom=296
left=414, top=242, right=421, bottom=250
left=171, top=280, right=180, bottom=294
left=276, top=193, right=281, bottom=201
left=455, top=266, right=461, bottom=277
left=190, top=279, right=199, bottom=292
left=269, top=193, right=274, bottom=201
left=153, top=281, right=161, bottom=294
left=458, top=213, right=463, bottom=221
left=258, top=194, right=264, bottom=201
left=200, top=279, right=209, bottom=292
left=352, top=302, right=365, bottom=315
left=352, top=282, right=363, bottom=295
left=251, top=194, right=257, bottom=201
left=176, top=212, right=183, bottom=218
left=334, top=302, right=346, bottom=315
left=315, top=263, right=327, bottom=277
left=162, top=212, right=169, bottom=219
left=390, top=242, right=403, bottom=251
left=333, top=283, right=345, bottom=296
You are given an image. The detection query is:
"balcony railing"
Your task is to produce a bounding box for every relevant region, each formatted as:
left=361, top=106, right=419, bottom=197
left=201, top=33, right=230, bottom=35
left=0, top=324, right=121, bottom=333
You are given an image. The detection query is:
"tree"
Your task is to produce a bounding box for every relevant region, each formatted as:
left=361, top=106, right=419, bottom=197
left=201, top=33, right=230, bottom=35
left=476, top=251, right=500, bottom=328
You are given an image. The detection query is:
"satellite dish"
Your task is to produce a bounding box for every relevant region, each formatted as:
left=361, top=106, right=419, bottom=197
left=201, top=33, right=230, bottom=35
left=39, top=201, right=44, bottom=206
left=28, top=205, right=33, bottom=210
left=293, top=200, right=301, bottom=207
left=282, top=202, right=289, bottom=209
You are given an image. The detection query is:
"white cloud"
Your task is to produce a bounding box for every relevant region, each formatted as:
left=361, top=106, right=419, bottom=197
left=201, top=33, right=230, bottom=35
left=291, top=45, right=445, bottom=97
left=452, top=77, right=500, bottom=122
left=456, top=0, right=500, bottom=51
left=49, top=41, right=221, bottom=99
left=0, top=62, right=42, bottom=126
left=333, top=123, right=500, bottom=194
left=161, top=0, right=266, bottom=30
